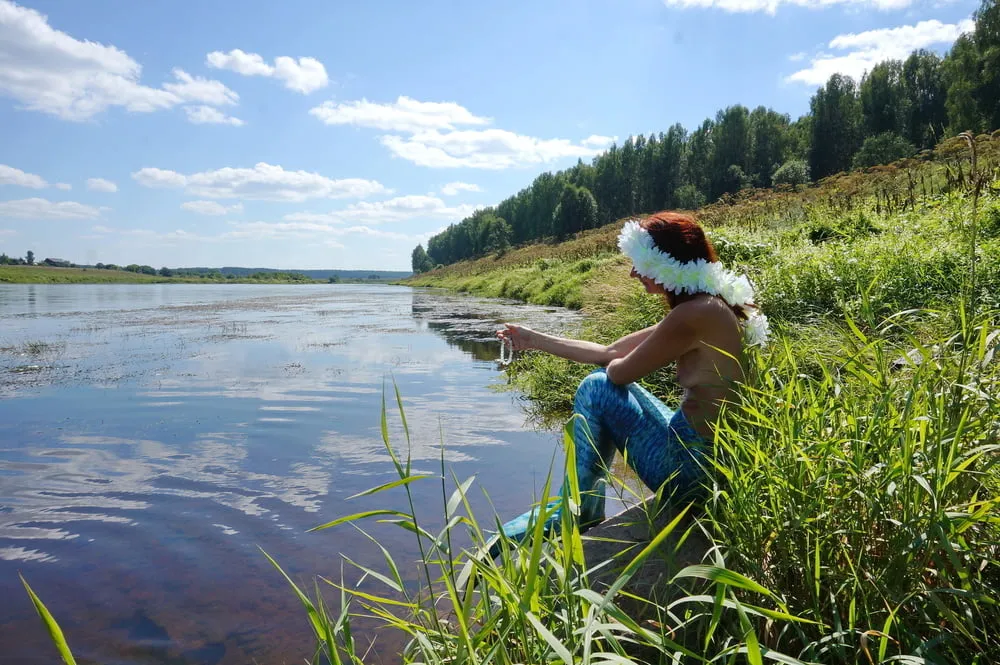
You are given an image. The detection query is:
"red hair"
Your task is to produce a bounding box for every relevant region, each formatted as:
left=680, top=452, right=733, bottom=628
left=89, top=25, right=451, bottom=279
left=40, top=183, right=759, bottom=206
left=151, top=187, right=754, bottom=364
left=638, top=212, right=745, bottom=317
left=640, top=211, right=717, bottom=264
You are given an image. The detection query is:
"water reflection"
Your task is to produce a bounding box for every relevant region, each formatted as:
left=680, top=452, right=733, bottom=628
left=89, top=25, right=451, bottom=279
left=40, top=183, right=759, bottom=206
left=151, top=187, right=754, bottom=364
left=0, top=284, right=581, bottom=664
left=409, top=289, right=581, bottom=362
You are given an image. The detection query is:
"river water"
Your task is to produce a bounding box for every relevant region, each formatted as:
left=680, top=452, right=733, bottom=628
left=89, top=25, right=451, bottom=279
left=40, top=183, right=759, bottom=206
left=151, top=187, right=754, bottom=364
left=0, top=283, right=594, bottom=664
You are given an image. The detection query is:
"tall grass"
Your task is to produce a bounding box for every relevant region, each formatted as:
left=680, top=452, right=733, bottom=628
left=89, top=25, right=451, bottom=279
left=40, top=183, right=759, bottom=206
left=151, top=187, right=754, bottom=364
left=707, top=305, right=1000, bottom=663
left=258, top=388, right=822, bottom=665
left=250, top=309, right=996, bottom=664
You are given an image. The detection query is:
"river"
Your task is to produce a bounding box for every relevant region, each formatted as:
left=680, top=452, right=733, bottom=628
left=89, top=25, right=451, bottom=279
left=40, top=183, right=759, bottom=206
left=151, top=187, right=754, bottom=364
left=0, top=283, right=597, bottom=664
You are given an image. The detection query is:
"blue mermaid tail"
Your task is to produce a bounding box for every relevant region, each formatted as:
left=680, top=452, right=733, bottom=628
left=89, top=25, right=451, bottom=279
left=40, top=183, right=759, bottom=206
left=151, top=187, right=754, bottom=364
left=487, top=368, right=709, bottom=559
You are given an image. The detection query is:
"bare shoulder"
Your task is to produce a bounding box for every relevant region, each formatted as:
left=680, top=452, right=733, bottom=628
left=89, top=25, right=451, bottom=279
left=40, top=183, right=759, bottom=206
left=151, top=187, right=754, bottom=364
left=662, top=295, right=732, bottom=330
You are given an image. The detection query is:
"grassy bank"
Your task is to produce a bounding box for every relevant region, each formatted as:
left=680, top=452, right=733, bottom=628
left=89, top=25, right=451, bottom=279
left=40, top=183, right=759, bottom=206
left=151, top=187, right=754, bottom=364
left=409, top=135, right=1000, bottom=419
left=367, top=137, right=997, bottom=663
left=0, top=265, right=328, bottom=284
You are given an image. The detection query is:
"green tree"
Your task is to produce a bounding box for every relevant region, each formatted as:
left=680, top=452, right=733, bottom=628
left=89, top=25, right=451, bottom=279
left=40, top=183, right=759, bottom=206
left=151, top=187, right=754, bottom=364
left=972, top=0, right=1000, bottom=130
left=748, top=107, right=792, bottom=188
left=481, top=215, right=513, bottom=255
left=809, top=74, right=863, bottom=179
left=944, top=34, right=984, bottom=134
left=676, top=184, right=706, bottom=210
left=860, top=60, right=909, bottom=138
left=552, top=184, right=598, bottom=238
left=26, top=250, right=34, bottom=265
left=902, top=50, right=948, bottom=148
left=411, top=244, right=434, bottom=273
left=786, top=115, right=812, bottom=160
left=655, top=124, right=687, bottom=209
left=158, top=266, right=174, bottom=277
left=771, top=159, right=811, bottom=187
left=593, top=143, right=622, bottom=225
left=851, top=132, right=917, bottom=169
left=710, top=105, right=750, bottom=198
left=685, top=120, right=714, bottom=204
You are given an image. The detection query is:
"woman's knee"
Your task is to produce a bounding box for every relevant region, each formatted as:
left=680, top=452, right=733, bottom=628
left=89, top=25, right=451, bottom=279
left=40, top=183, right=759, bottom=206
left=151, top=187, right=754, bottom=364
left=574, top=368, right=624, bottom=411
left=575, top=368, right=610, bottom=398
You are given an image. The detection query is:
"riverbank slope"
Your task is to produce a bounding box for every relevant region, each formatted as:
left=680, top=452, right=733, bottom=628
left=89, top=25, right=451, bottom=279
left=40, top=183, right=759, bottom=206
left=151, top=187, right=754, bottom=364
left=395, top=136, right=1000, bottom=662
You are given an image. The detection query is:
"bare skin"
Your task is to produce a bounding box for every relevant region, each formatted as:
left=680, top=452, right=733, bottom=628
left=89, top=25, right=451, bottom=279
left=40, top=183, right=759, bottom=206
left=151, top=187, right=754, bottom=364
left=497, top=268, right=745, bottom=439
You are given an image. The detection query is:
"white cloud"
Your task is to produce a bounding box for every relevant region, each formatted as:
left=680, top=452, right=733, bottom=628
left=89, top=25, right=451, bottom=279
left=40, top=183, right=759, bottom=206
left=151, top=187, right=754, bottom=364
left=284, top=195, right=481, bottom=225
left=132, top=167, right=187, bottom=189
left=662, top=0, right=913, bottom=13
left=207, top=49, right=273, bottom=76
left=440, top=182, right=482, bottom=196
left=223, top=221, right=415, bottom=242
left=0, top=165, right=76, bottom=191
left=0, top=228, right=16, bottom=237
left=380, top=129, right=604, bottom=169
left=0, top=1, right=238, bottom=121
left=311, top=95, right=609, bottom=170
left=131, top=162, right=388, bottom=202
left=162, top=69, right=238, bottom=106
left=85, top=218, right=420, bottom=249
left=0, top=164, right=48, bottom=188
left=582, top=134, right=617, bottom=148
left=309, top=96, right=491, bottom=132
left=90, top=225, right=207, bottom=244
left=206, top=49, right=329, bottom=94
left=184, top=105, right=244, bottom=126
left=0, top=197, right=101, bottom=220
left=788, top=18, right=975, bottom=85
left=181, top=200, right=243, bottom=216
left=788, top=51, right=807, bottom=62
left=86, top=178, right=117, bottom=193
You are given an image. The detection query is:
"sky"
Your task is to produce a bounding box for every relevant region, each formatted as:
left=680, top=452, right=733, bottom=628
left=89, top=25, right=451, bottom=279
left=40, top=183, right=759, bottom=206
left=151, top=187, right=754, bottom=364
left=0, top=0, right=981, bottom=271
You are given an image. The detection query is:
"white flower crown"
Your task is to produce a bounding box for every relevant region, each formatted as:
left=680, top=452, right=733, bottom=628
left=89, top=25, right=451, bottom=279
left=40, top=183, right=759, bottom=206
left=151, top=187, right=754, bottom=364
left=617, top=219, right=770, bottom=347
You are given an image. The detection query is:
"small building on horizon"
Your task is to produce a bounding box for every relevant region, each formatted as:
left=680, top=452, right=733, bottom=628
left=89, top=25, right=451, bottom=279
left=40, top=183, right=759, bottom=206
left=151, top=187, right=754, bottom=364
left=43, top=258, right=73, bottom=268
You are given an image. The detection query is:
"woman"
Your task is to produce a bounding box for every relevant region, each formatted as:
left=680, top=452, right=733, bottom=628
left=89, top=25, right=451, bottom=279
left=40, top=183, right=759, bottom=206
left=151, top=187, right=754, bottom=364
left=493, top=211, right=768, bottom=550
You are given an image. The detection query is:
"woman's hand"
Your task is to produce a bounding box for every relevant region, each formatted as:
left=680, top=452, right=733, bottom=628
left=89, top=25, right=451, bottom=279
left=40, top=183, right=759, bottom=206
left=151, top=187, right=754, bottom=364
left=497, top=323, right=538, bottom=352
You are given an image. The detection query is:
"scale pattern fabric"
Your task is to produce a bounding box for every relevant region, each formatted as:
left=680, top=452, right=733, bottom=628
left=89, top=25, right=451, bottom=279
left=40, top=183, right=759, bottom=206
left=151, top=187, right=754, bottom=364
left=489, top=369, right=710, bottom=557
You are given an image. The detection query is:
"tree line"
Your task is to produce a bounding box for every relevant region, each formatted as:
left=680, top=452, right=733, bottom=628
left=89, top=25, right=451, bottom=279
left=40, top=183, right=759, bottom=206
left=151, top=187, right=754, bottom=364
left=413, top=0, right=999, bottom=271
left=1, top=250, right=33, bottom=265
left=0, top=252, right=316, bottom=280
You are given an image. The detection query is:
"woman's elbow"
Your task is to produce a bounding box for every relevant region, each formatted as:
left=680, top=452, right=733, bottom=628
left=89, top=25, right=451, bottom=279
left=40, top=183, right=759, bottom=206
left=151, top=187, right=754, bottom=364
left=605, top=359, right=629, bottom=385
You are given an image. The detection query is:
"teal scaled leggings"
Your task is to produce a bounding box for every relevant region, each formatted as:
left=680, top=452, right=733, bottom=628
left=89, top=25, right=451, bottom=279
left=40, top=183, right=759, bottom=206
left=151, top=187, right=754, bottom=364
left=490, top=369, right=710, bottom=556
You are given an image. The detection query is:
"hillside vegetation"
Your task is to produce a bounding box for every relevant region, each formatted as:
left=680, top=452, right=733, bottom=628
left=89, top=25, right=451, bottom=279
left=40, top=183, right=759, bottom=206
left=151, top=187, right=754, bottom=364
left=412, top=0, right=1000, bottom=271
left=378, top=133, right=1000, bottom=663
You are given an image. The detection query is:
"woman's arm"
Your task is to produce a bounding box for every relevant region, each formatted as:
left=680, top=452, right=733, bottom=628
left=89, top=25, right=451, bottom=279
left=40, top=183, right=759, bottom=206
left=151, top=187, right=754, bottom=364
left=497, top=323, right=658, bottom=366
left=606, top=304, right=702, bottom=385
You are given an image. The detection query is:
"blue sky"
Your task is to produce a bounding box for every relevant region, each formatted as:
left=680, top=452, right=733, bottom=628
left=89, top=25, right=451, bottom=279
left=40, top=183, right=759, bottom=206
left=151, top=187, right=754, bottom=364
left=0, top=0, right=980, bottom=270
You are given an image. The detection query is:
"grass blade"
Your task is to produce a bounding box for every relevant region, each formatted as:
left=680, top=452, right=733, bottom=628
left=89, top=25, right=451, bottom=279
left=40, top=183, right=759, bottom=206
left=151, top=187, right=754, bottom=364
left=308, top=509, right=411, bottom=532
left=19, top=574, right=77, bottom=665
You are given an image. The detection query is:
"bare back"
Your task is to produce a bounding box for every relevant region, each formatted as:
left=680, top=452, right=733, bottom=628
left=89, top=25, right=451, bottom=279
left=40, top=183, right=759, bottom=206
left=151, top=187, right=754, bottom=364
left=670, top=294, right=745, bottom=439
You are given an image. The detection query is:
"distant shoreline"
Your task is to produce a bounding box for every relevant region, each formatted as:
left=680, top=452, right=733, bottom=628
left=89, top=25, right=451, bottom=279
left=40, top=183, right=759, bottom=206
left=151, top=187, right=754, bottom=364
left=0, top=265, right=403, bottom=285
